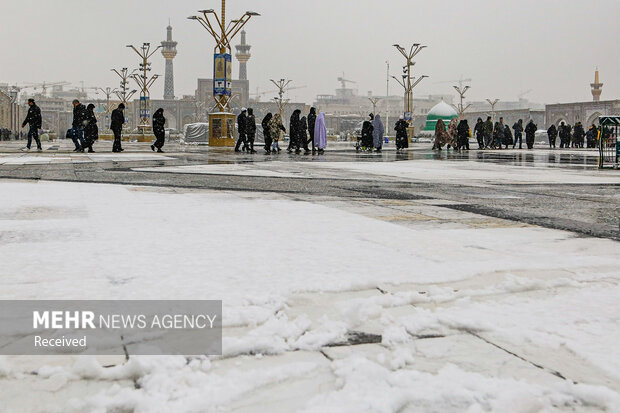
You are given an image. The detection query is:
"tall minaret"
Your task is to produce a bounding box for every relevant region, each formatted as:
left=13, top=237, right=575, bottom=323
left=161, top=23, right=178, bottom=100
left=235, top=30, right=252, bottom=81
left=591, top=68, right=603, bottom=102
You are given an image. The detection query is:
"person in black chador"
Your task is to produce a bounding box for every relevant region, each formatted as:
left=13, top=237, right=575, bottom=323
left=512, top=119, right=524, bottom=149
left=307, top=107, right=317, bottom=154
left=288, top=109, right=302, bottom=154
left=245, top=108, right=257, bottom=153
left=300, top=115, right=309, bottom=153
left=262, top=113, right=273, bottom=154
left=547, top=124, right=557, bottom=148
left=110, top=103, right=125, bottom=152
left=394, top=116, right=408, bottom=152
left=235, top=108, right=248, bottom=152
left=572, top=122, right=585, bottom=148
left=525, top=119, right=537, bottom=149
left=493, top=117, right=505, bottom=149
left=457, top=119, right=470, bottom=150
left=71, top=99, right=87, bottom=151
left=151, top=108, right=166, bottom=153
left=503, top=124, right=513, bottom=149
left=473, top=118, right=484, bottom=149
left=21, top=98, right=42, bottom=150
left=361, top=114, right=374, bottom=151
left=585, top=125, right=597, bottom=148
left=83, top=103, right=98, bottom=153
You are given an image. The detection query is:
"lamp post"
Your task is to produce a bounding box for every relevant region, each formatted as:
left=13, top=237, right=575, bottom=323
left=111, top=68, right=138, bottom=105
left=270, top=79, right=292, bottom=119
left=368, top=97, right=381, bottom=117
left=393, top=43, right=427, bottom=140
left=97, top=87, right=118, bottom=130
left=126, top=43, right=161, bottom=134
left=385, top=61, right=390, bottom=133
left=188, top=3, right=260, bottom=147
left=486, top=98, right=500, bottom=123
left=453, top=85, right=471, bottom=119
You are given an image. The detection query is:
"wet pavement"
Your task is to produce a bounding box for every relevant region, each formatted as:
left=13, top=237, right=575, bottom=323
left=0, top=140, right=618, bottom=240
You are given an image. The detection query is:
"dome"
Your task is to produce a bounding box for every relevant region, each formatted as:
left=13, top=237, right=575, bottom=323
left=423, top=101, right=458, bottom=132
left=427, top=101, right=458, bottom=119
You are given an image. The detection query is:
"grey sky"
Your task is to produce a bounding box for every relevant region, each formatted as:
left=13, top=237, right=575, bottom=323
left=1, top=0, right=619, bottom=105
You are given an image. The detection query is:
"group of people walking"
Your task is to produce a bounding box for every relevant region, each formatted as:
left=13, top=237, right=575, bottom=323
left=236, top=107, right=327, bottom=155
left=546, top=122, right=598, bottom=149
left=22, top=99, right=168, bottom=153
left=434, top=117, right=538, bottom=151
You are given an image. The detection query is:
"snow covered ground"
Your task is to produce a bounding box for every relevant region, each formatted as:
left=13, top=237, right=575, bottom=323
left=0, top=177, right=619, bottom=412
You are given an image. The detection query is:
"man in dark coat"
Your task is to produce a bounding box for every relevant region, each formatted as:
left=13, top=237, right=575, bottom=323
left=473, top=118, right=484, bottom=149
left=482, top=116, right=493, bottom=149
left=512, top=119, right=524, bottom=149
left=559, top=122, right=571, bottom=148
left=547, top=124, right=558, bottom=148
left=394, top=116, right=409, bottom=152
left=586, top=125, right=597, bottom=148
left=493, top=117, right=505, bottom=149
left=245, top=108, right=257, bottom=153
left=307, top=107, right=317, bottom=154
left=151, top=108, right=166, bottom=153
left=21, top=98, right=42, bottom=150
left=235, top=108, right=248, bottom=152
left=525, top=120, right=537, bottom=149
left=110, top=103, right=125, bottom=153
left=361, top=114, right=374, bottom=151
left=573, top=122, right=585, bottom=148
left=71, top=99, right=87, bottom=151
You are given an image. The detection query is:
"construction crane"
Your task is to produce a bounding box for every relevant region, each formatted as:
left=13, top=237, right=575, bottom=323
left=251, top=85, right=306, bottom=101
left=23, top=81, right=71, bottom=96
left=337, top=73, right=356, bottom=89
left=518, top=89, right=532, bottom=100
left=435, top=75, right=472, bottom=89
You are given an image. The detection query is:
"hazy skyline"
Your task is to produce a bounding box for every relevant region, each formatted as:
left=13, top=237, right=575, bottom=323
left=1, top=0, right=619, bottom=105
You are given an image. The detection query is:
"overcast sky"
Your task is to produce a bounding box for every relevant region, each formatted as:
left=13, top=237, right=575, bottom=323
left=1, top=0, right=619, bottom=105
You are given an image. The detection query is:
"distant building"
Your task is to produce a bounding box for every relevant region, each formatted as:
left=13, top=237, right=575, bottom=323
left=546, top=100, right=620, bottom=128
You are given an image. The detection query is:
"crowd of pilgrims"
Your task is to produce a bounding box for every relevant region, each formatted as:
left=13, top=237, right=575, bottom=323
left=235, top=107, right=328, bottom=155
left=432, top=116, right=600, bottom=151
left=21, top=98, right=601, bottom=154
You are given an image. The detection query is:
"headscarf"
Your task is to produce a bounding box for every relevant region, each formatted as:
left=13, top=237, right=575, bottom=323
left=315, top=112, right=327, bottom=149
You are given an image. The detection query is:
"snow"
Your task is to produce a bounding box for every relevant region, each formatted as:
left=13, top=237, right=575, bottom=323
left=1, top=178, right=619, bottom=411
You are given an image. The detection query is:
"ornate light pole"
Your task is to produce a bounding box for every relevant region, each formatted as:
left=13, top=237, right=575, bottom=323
left=111, top=68, right=138, bottom=105
left=486, top=98, right=500, bottom=123
left=453, top=85, right=471, bottom=119
left=96, top=87, right=118, bottom=130
left=392, top=43, right=428, bottom=140
left=368, top=97, right=381, bottom=117
left=188, top=2, right=260, bottom=147
left=126, top=43, right=161, bottom=133
left=270, top=78, right=292, bottom=119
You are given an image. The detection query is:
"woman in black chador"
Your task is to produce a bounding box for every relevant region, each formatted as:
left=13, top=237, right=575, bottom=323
left=151, top=108, right=166, bottom=153
left=83, top=103, right=98, bottom=153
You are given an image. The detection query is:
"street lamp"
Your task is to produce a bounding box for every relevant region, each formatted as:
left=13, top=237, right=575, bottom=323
left=486, top=98, right=500, bottom=123
left=188, top=2, right=260, bottom=147
left=393, top=43, right=428, bottom=140
left=453, top=85, right=471, bottom=119
left=126, top=43, right=161, bottom=133
left=368, top=97, right=381, bottom=117
left=270, top=78, right=292, bottom=119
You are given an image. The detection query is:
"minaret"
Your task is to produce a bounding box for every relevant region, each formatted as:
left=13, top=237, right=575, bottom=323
left=235, top=30, right=252, bottom=81
left=591, top=68, right=603, bottom=102
left=161, top=23, right=178, bottom=100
